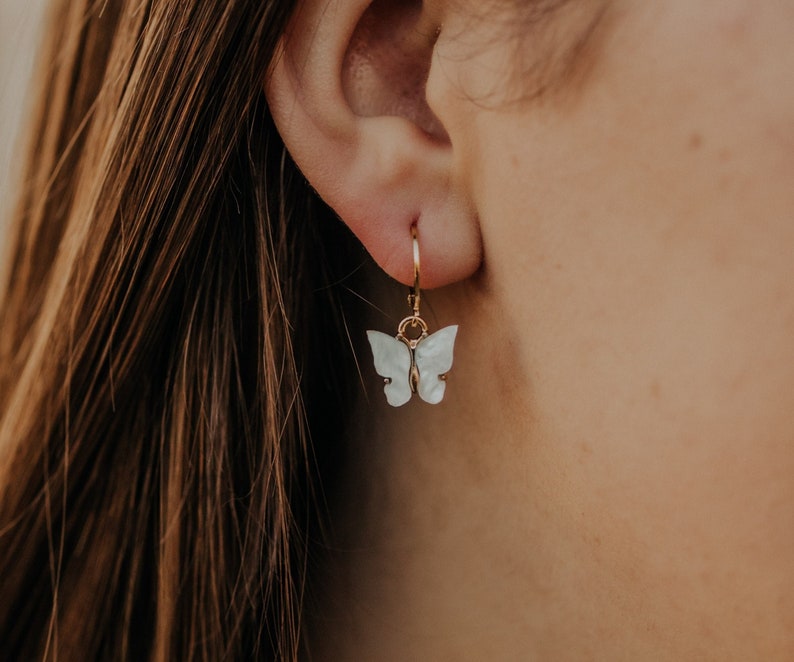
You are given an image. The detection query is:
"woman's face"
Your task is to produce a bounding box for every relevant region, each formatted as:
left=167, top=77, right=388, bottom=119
left=433, top=0, right=794, bottom=654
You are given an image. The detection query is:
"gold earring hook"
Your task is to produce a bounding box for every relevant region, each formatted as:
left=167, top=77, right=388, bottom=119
left=408, top=223, right=421, bottom=317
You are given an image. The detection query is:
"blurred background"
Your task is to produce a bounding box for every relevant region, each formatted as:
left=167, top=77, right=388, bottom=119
left=0, top=0, right=49, bottom=243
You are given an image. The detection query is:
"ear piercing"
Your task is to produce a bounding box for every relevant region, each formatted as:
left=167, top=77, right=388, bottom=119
left=366, top=224, right=458, bottom=406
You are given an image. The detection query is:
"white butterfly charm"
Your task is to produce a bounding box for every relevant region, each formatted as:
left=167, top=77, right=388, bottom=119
left=367, top=316, right=458, bottom=407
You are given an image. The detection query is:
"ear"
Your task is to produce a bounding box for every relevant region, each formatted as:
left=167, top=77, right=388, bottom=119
left=266, top=0, right=482, bottom=288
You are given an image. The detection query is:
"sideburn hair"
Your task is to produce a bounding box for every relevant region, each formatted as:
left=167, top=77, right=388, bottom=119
left=0, top=0, right=359, bottom=659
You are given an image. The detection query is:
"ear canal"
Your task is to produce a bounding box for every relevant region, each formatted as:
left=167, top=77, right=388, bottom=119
left=342, top=0, right=447, bottom=142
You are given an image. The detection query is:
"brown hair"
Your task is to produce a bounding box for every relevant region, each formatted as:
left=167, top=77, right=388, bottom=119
left=0, top=0, right=360, bottom=659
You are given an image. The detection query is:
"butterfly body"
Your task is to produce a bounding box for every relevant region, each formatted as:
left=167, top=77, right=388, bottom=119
left=366, top=323, right=458, bottom=406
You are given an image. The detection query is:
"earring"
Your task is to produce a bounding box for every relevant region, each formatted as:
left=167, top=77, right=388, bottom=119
left=367, top=224, right=458, bottom=407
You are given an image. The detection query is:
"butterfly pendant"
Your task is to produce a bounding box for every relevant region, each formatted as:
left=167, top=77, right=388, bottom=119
left=367, top=316, right=458, bottom=407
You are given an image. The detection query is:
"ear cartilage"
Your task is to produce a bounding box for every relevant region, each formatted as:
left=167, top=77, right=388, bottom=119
left=366, top=225, right=458, bottom=406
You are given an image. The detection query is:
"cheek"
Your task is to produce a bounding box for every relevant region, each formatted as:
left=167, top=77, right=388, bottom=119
left=455, top=0, right=794, bottom=640
left=465, top=0, right=794, bottom=444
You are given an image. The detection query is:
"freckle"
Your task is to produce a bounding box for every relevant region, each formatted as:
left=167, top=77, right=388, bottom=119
left=510, top=153, right=519, bottom=167
left=719, top=148, right=732, bottom=162
left=650, top=380, right=661, bottom=399
left=688, top=132, right=703, bottom=150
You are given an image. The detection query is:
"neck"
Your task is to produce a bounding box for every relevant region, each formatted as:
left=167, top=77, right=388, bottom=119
left=305, top=277, right=571, bottom=659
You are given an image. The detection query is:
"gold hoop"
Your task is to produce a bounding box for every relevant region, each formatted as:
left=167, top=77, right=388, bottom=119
left=408, top=224, right=421, bottom=316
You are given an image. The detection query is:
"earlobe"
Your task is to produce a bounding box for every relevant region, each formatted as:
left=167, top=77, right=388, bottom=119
left=266, top=0, right=482, bottom=288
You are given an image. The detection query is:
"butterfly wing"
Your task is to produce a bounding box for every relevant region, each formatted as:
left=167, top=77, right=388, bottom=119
left=414, top=325, right=458, bottom=405
left=366, top=330, right=413, bottom=407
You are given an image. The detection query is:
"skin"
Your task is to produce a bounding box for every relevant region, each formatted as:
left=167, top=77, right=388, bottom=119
left=274, top=1, right=794, bottom=659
